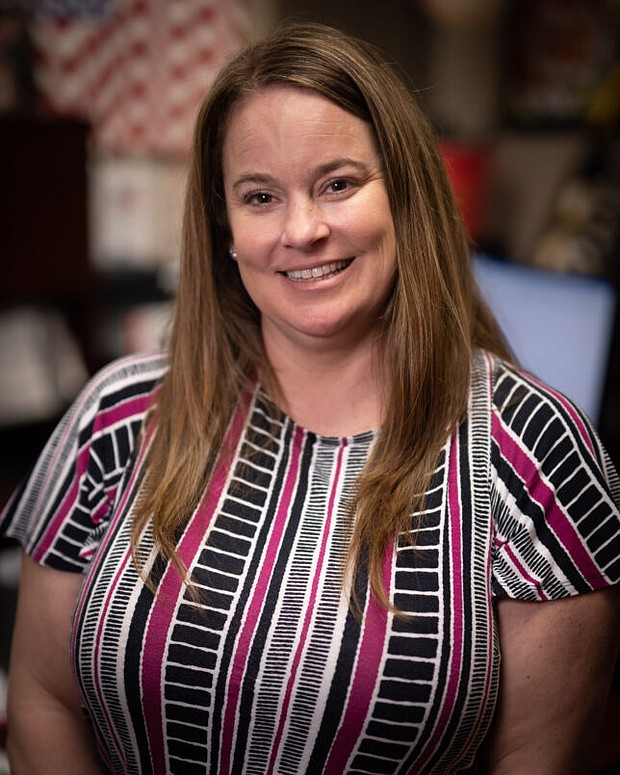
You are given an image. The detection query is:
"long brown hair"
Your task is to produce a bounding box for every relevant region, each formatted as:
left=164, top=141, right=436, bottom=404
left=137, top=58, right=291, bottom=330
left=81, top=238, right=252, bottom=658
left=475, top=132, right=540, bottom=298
left=132, top=21, right=512, bottom=610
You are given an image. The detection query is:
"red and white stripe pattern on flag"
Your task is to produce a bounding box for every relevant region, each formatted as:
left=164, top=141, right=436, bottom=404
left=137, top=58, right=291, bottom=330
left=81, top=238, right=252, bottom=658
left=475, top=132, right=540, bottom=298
left=31, top=0, right=252, bottom=154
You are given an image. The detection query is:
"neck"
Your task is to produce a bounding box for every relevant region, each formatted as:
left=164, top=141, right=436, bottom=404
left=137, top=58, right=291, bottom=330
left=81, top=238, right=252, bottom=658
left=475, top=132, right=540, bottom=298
left=262, top=329, right=387, bottom=437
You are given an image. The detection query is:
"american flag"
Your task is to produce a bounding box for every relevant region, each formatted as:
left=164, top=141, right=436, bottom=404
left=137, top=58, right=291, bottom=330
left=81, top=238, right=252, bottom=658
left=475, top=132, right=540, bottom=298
left=29, top=0, right=253, bottom=154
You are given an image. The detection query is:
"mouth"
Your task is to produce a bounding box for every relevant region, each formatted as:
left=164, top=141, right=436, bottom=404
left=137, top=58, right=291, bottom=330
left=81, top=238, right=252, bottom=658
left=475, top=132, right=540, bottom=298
left=281, top=258, right=354, bottom=282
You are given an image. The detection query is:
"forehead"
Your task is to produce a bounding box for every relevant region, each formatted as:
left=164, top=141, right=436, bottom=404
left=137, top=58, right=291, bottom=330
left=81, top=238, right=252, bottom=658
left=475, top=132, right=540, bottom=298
left=222, top=85, right=379, bottom=166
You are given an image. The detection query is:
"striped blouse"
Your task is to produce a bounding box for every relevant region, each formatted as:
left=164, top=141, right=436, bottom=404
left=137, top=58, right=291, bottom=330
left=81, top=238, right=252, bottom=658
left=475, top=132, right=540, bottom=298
left=2, top=349, right=619, bottom=774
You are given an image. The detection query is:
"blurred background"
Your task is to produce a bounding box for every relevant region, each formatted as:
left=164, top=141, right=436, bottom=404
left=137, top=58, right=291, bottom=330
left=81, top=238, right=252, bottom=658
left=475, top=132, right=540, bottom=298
left=0, top=0, right=619, bottom=772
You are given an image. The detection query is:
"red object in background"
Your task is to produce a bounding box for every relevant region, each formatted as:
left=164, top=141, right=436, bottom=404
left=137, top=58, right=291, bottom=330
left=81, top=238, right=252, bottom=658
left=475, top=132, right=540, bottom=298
left=439, top=139, right=492, bottom=244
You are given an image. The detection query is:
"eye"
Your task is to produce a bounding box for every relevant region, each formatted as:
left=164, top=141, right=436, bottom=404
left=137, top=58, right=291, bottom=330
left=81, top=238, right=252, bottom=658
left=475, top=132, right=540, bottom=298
left=327, top=178, right=351, bottom=193
left=244, top=191, right=273, bottom=206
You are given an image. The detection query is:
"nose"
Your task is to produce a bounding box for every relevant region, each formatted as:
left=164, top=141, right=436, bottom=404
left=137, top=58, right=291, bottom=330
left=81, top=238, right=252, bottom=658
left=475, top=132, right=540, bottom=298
left=281, top=197, right=330, bottom=250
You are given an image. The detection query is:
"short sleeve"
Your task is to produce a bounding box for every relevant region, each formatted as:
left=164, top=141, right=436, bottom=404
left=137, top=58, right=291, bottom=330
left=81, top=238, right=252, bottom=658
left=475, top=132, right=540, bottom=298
left=490, top=361, right=620, bottom=601
left=0, top=352, right=166, bottom=572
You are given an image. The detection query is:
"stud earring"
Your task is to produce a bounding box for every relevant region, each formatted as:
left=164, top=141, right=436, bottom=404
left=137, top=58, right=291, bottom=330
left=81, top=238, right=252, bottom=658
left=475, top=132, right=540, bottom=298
left=229, top=248, right=238, bottom=260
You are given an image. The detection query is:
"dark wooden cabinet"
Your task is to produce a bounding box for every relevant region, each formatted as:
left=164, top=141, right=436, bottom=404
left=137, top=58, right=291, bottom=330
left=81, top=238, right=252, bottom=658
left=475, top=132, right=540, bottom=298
left=0, top=116, right=95, bottom=365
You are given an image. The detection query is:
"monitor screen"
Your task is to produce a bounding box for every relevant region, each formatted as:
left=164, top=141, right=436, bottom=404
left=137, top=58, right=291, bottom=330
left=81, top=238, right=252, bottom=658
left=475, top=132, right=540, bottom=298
left=473, top=254, right=617, bottom=426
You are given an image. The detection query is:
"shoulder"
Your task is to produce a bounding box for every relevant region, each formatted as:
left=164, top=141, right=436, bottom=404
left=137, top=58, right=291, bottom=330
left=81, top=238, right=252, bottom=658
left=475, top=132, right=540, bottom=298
left=482, top=350, right=617, bottom=503
left=478, top=351, right=605, bottom=464
left=481, top=350, right=587, bottom=422
left=70, top=350, right=169, bottom=432
left=0, top=351, right=170, bottom=568
left=81, top=349, right=168, bottom=404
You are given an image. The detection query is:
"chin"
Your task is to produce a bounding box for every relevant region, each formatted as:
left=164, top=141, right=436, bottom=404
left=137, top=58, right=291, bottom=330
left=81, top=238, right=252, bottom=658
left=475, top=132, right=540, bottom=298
left=294, top=314, right=375, bottom=345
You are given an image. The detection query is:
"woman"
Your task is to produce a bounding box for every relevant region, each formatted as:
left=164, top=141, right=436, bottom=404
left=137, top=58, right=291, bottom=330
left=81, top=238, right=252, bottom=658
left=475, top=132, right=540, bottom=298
left=3, top=21, right=620, bottom=775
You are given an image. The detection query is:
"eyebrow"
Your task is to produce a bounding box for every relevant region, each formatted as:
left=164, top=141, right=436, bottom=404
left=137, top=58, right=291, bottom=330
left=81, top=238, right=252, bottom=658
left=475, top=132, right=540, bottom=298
left=316, top=158, right=371, bottom=176
left=231, top=158, right=371, bottom=192
left=232, top=173, right=275, bottom=192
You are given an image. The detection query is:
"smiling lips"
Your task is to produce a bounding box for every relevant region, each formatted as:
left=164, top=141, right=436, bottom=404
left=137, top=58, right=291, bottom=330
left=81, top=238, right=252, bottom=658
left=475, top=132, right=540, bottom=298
left=283, top=258, right=353, bottom=282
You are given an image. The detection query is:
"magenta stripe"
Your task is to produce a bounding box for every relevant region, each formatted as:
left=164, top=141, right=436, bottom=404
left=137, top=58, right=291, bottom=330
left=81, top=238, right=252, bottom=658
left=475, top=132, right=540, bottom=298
left=32, top=454, right=88, bottom=561
left=324, top=538, right=392, bottom=773
left=267, top=439, right=348, bottom=773
left=219, top=424, right=305, bottom=775
left=415, top=433, right=465, bottom=770
left=141, top=399, right=248, bottom=775
left=493, top=413, right=602, bottom=584
left=90, top=500, right=111, bottom=526
left=91, top=393, right=153, bottom=434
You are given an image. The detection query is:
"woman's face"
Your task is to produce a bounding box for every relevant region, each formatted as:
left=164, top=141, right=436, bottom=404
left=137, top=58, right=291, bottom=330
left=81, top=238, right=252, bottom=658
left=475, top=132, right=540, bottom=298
left=222, top=85, right=397, bottom=355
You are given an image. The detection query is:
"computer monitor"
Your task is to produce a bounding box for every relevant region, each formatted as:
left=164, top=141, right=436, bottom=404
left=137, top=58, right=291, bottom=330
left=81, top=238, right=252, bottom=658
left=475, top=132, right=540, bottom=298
left=473, top=254, right=617, bottom=426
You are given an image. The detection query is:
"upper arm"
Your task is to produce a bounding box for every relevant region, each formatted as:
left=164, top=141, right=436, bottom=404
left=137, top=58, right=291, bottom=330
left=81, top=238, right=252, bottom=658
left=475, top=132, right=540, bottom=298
left=483, top=585, right=620, bottom=774
left=8, top=553, right=85, bottom=714
left=7, top=554, right=104, bottom=773
left=484, top=361, right=620, bottom=772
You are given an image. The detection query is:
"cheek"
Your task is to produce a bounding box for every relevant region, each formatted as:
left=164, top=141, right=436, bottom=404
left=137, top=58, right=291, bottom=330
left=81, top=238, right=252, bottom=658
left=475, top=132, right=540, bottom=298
left=359, top=213, right=396, bottom=262
left=235, top=246, right=273, bottom=279
left=235, top=258, right=271, bottom=307
left=227, top=210, right=246, bottom=247
left=345, top=192, right=395, bottom=253
left=230, top=215, right=279, bottom=260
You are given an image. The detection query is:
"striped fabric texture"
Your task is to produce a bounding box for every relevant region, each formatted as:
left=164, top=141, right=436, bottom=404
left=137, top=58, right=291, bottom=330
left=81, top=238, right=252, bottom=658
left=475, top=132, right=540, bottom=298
left=2, top=349, right=619, bottom=774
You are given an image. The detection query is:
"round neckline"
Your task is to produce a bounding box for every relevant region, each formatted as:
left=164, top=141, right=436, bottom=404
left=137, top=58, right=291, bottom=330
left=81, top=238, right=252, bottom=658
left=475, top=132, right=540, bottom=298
left=302, top=425, right=377, bottom=446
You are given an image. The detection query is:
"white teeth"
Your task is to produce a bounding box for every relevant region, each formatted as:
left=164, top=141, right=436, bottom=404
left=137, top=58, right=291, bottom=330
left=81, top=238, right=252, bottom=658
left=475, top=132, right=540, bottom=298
left=285, top=259, right=351, bottom=281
